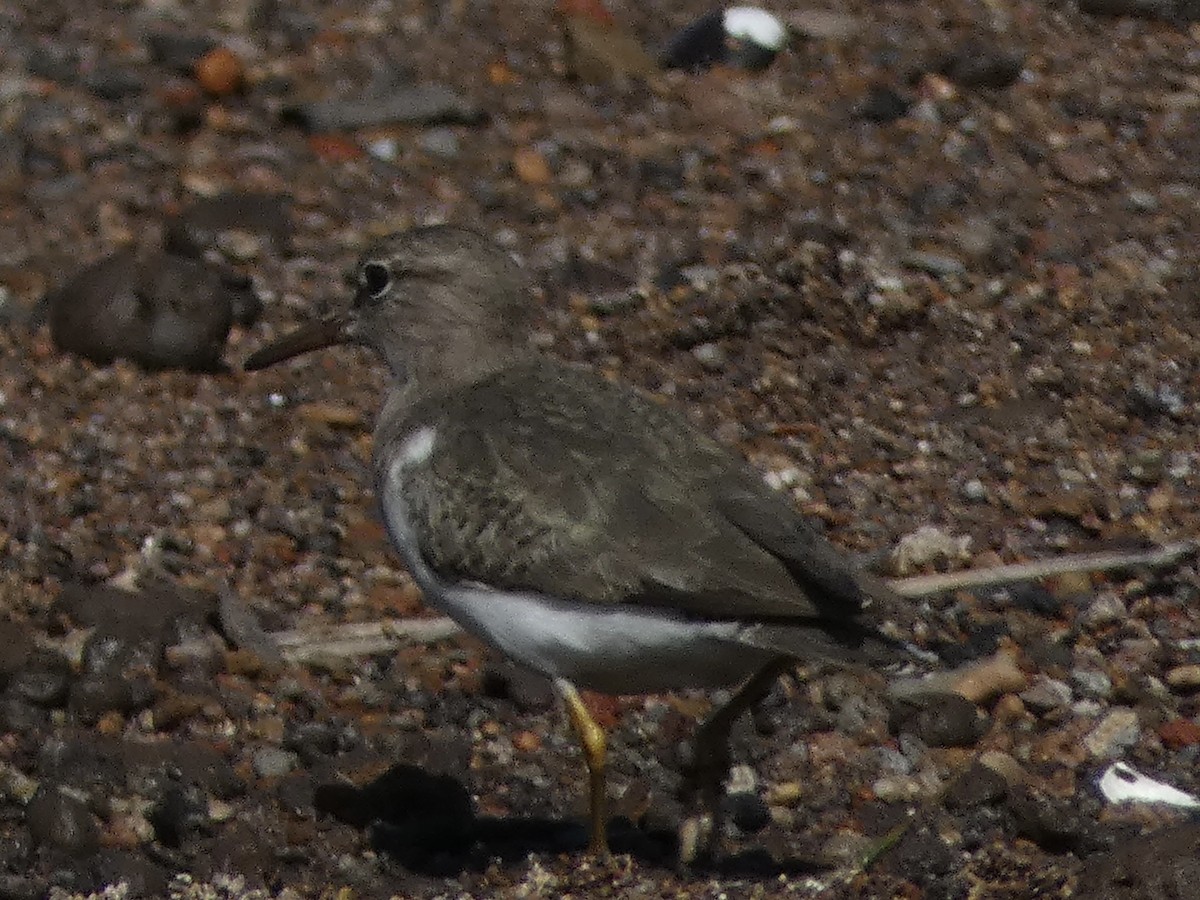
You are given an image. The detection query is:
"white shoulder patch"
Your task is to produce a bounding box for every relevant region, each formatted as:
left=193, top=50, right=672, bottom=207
left=396, top=426, right=437, bottom=470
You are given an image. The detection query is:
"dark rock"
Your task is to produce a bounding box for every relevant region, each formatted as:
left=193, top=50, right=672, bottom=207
left=83, top=67, right=143, bottom=101
left=1006, top=582, right=1064, bottom=615
left=164, top=192, right=291, bottom=270
left=92, top=849, right=171, bottom=899
left=287, top=83, right=485, bottom=131
left=859, top=85, right=910, bottom=123
left=26, top=785, right=99, bottom=854
left=8, top=653, right=71, bottom=707
left=0, top=875, right=43, bottom=900
left=724, top=791, right=771, bottom=833
left=1077, top=821, right=1200, bottom=898
left=0, top=695, right=48, bottom=732
left=889, top=693, right=987, bottom=747
left=660, top=7, right=788, bottom=72
left=937, top=45, right=1026, bottom=89
left=147, top=781, right=209, bottom=847
left=0, top=623, right=35, bottom=685
left=1006, top=787, right=1087, bottom=852
left=145, top=32, right=218, bottom=72
left=944, top=761, right=1008, bottom=810
left=480, top=659, right=557, bottom=712
left=46, top=250, right=239, bottom=370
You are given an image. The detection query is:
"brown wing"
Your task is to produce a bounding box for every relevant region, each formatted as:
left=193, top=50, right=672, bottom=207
left=379, top=360, right=881, bottom=625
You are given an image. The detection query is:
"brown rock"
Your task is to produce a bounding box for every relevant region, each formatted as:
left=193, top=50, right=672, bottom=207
left=194, top=47, right=245, bottom=96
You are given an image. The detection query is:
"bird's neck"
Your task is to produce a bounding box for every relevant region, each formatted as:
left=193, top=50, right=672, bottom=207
left=373, top=341, right=524, bottom=418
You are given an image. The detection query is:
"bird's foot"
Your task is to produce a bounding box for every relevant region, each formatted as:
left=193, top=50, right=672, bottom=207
left=676, top=811, right=715, bottom=870
left=676, top=735, right=730, bottom=868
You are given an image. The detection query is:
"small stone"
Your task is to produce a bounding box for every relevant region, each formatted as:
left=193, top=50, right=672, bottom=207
left=692, top=342, right=727, bottom=371
left=253, top=747, right=299, bottom=779
left=0, top=763, right=38, bottom=805
left=723, top=791, right=770, bottom=833
left=765, top=782, right=803, bottom=807
left=1084, top=709, right=1141, bottom=759
left=367, top=137, right=399, bottom=162
left=890, top=525, right=972, bottom=576
left=788, top=10, right=861, bottom=40
left=1008, top=787, right=1087, bottom=851
left=1166, top=665, right=1200, bottom=693
left=1081, top=592, right=1127, bottom=629
left=890, top=693, right=987, bottom=747
left=194, top=47, right=244, bottom=96
left=419, top=128, right=460, bottom=159
left=512, top=730, right=541, bottom=752
left=1020, top=678, right=1073, bottom=713
left=902, top=250, right=966, bottom=278
left=26, top=784, right=99, bottom=853
left=872, top=774, right=924, bottom=803
left=993, top=693, right=1026, bottom=724
left=513, top=147, right=552, bottom=185
left=978, top=751, right=1027, bottom=786
left=944, top=760, right=1008, bottom=810
left=820, top=830, right=874, bottom=866
left=215, top=229, right=264, bottom=263
left=961, top=478, right=987, bottom=501
left=1072, top=670, right=1113, bottom=700
left=1158, top=718, right=1200, bottom=749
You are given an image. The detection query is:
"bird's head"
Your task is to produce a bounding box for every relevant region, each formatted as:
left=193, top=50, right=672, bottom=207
left=245, top=225, right=535, bottom=393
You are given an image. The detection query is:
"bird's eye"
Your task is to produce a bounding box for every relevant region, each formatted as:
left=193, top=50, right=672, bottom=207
left=361, top=261, right=391, bottom=299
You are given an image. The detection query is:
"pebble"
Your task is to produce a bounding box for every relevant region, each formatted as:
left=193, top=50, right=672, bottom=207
left=252, top=747, right=300, bottom=779
left=1084, top=709, right=1142, bottom=759
left=691, top=342, right=727, bottom=371
left=194, top=47, right=244, bottom=96
left=872, top=774, right=925, bottom=803
left=660, top=7, right=788, bottom=72
left=944, top=760, right=1009, bottom=810
left=1081, top=592, right=1127, bottom=629
left=961, top=478, right=987, bottom=501
left=0, top=763, right=38, bottom=805
left=890, top=525, right=972, bottom=576
left=290, top=83, right=485, bottom=131
left=902, top=250, right=966, bottom=278
left=1071, top=669, right=1113, bottom=700
left=26, top=784, right=99, bottom=853
left=420, top=128, right=460, bottom=159
left=820, top=830, right=874, bottom=866
left=1165, top=664, right=1200, bottom=692
left=1020, top=677, right=1073, bottom=713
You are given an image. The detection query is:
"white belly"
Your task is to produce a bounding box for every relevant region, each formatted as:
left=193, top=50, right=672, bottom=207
left=435, top=582, right=773, bottom=694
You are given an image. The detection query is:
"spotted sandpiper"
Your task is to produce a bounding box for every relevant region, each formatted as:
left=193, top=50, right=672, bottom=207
left=245, top=226, right=912, bottom=862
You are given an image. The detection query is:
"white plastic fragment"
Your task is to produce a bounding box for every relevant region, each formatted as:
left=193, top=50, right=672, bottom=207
left=723, top=7, right=788, bottom=50
left=1097, top=762, right=1200, bottom=808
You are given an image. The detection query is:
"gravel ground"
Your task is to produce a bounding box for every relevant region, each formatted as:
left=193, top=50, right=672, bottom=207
left=2, top=0, right=1200, bottom=897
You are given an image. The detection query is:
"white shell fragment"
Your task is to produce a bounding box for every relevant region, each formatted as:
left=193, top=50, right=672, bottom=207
left=723, top=7, right=788, bottom=51
left=1097, top=762, right=1200, bottom=808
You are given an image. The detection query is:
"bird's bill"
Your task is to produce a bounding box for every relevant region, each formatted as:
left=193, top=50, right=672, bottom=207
left=243, top=314, right=350, bottom=371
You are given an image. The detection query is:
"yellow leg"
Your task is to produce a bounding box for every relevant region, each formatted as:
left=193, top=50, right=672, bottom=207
left=555, top=679, right=610, bottom=858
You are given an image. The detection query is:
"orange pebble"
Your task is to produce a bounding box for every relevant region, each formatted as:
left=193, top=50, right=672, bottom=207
left=194, top=47, right=244, bottom=96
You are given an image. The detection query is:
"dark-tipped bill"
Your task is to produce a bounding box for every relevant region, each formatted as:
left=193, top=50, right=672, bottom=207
left=243, top=315, right=349, bottom=371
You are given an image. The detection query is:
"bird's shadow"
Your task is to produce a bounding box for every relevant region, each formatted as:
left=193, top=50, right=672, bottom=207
left=314, top=763, right=829, bottom=879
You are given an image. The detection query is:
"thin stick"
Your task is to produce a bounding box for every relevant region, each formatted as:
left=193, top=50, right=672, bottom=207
left=271, top=617, right=462, bottom=663
left=889, top=540, right=1197, bottom=598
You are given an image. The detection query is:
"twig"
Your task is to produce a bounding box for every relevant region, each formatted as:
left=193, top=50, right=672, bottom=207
left=270, top=616, right=462, bottom=663
left=889, top=540, right=1197, bottom=598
